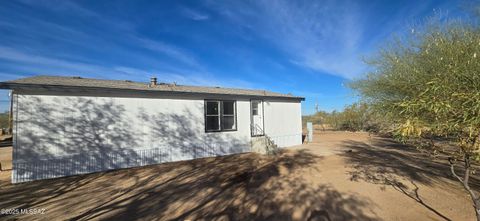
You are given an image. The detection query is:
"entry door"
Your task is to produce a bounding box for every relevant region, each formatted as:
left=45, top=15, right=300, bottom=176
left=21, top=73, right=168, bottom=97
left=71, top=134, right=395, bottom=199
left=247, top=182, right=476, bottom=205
left=251, top=100, right=264, bottom=136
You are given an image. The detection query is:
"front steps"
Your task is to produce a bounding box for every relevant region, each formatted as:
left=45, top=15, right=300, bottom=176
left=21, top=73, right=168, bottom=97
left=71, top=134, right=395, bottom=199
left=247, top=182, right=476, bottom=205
left=251, top=135, right=278, bottom=155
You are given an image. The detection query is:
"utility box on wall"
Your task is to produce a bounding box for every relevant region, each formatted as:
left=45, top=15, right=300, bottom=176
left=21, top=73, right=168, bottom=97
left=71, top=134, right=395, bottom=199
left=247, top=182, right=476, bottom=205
left=307, top=122, right=313, bottom=142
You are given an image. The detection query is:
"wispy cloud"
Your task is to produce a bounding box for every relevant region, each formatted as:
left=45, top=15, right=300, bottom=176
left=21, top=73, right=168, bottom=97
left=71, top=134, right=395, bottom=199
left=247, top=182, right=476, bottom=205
left=206, top=0, right=440, bottom=79
left=132, top=37, right=203, bottom=69
left=181, top=7, right=210, bottom=21
left=0, top=72, right=30, bottom=81
left=18, top=0, right=97, bottom=17
left=18, top=0, right=135, bottom=31
left=0, top=46, right=128, bottom=78
left=0, top=44, right=253, bottom=90
left=0, top=0, right=454, bottom=114
left=1, top=1, right=212, bottom=81
left=0, top=18, right=204, bottom=73
left=114, top=66, right=254, bottom=89
left=205, top=0, right=368, bottom=79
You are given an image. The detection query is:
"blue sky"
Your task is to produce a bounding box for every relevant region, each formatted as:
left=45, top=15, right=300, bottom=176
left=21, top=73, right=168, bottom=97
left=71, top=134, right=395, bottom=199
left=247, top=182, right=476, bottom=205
left=0, top=0, right=462, bottom=114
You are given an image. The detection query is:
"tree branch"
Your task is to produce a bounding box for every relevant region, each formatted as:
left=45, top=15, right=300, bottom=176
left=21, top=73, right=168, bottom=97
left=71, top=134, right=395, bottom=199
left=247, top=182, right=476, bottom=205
left=465, top=155, right=471, bottom=185
left=449, top=157, right=480, bottom=203
left=449, top=157, right=465, bottom=184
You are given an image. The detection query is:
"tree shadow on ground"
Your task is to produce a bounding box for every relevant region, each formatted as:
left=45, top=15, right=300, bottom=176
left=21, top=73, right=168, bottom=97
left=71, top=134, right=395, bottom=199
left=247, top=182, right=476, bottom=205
left=340, top=137, right=480, bottom=221
left=4, top=94, right=380, bottom=220
left=0, top=149, right=380, bottom=221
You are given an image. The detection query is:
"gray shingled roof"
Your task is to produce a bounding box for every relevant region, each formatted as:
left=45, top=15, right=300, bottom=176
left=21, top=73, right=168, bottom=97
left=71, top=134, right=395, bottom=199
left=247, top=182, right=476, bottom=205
left=0, top=75, right=304, bottom=100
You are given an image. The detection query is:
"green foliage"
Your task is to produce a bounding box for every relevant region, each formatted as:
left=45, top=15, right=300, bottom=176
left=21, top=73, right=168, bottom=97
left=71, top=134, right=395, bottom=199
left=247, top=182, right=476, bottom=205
left=303, top=103, right=386, bottom=132
left=330, top=103, right=367, bottom=131
left=0, top=112, right=8, bottom=129
left=351, top=18, right=480, bottom=158
left=302, top=110, right=331, bottom=127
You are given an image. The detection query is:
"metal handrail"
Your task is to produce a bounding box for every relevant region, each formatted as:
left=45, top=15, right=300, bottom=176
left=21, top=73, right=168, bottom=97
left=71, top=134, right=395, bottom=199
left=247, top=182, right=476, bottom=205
left=250, top=123, right=265, bottom=136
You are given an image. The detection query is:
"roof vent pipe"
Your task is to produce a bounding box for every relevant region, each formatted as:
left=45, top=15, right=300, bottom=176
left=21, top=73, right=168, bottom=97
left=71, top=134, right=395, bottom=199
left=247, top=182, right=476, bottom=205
left=150, top=77, right=157, bottom=86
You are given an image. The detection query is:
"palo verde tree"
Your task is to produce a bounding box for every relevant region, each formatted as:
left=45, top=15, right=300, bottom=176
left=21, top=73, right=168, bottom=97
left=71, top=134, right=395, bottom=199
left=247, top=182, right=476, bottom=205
left=351, top=17, right=480, bottom=220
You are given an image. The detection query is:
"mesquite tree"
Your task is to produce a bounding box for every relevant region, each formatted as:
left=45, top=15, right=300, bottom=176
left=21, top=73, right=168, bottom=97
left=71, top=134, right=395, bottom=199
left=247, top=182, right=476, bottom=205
left=351, top=19, right=480, bottom=220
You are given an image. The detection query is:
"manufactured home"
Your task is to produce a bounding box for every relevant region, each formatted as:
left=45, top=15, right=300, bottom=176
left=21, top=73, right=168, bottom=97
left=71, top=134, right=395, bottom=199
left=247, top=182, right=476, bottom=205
left=0, top=75, right=304, bottom=183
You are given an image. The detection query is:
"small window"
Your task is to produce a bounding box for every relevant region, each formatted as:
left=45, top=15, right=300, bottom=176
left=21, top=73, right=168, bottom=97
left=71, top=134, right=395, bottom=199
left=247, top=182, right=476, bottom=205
left=252, top=101, right=259, bottom=116
left=205, top=100, right=237, bottom=132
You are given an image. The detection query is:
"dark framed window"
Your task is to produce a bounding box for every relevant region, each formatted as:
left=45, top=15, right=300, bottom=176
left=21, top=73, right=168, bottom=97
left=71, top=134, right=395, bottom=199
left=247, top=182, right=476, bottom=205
left=205, top=100, right=237, bottom=132
left=252, top=101, right=259, bottom=116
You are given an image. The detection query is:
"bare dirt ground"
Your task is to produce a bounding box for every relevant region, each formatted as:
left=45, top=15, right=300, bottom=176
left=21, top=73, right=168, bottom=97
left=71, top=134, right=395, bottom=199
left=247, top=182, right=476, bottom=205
left=0, top=131, right=476, bottom=221
left=0, top=146, right=12, bottom=171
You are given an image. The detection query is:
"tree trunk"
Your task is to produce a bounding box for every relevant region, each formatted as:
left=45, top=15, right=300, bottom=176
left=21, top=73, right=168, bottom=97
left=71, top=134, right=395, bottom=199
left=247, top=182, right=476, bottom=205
left=449, top=156, right=480, bottom=221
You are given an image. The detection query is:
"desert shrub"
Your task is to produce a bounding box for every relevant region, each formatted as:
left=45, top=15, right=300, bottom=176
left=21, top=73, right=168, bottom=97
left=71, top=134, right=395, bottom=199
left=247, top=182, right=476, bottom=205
left=302, top=103, right=388, bottom=132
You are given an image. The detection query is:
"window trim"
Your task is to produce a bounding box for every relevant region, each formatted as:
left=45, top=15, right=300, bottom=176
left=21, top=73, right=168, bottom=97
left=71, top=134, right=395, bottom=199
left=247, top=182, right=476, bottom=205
left=204, top=100, right=237, bottom=132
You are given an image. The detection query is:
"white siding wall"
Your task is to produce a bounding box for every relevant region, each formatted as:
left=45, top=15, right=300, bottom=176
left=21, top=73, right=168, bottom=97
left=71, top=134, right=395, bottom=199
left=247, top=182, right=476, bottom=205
left=263, top=100, right=302, bottom=147
left=12, top=93, right=252, bottom=183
